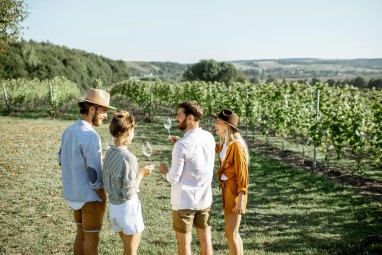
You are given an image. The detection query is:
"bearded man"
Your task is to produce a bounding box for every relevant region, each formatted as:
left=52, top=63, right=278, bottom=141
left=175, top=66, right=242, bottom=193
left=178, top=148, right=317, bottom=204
left=58, top=88, right=115, bottom=255
left=159, top=100, right=215, bottom=255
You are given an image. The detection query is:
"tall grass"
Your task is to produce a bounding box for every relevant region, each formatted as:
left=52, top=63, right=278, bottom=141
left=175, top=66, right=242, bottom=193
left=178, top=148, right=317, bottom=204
left=0, top=116, right=381, bottom=254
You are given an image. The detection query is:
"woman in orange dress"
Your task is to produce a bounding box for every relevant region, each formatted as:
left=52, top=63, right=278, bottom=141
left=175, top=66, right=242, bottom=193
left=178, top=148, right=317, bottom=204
left=212, top=109, right=249, bottom=255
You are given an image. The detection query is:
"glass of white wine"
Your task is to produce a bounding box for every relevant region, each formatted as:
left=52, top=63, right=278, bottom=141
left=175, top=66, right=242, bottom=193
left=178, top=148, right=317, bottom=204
left=141, top=141, right=153, bottom=162
left=106, top=137, right=115, bottom=151
left=163, top=117, right=172, bottom=136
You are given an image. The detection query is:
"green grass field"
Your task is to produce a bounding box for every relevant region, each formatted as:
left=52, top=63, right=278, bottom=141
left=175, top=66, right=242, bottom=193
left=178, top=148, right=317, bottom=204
left=0, top=116, right=381, bottom=254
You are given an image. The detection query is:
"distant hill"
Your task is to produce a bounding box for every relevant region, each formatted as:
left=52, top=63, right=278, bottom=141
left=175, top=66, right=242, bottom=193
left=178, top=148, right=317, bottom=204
left=127, top=58, right=382, bottom=82
left=125, top=61, right=187, bottom=81
left=2, top=39, right=381, bottom=85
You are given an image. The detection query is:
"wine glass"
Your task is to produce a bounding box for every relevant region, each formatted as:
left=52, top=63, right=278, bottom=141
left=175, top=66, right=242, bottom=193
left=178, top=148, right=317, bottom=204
left=142, top=141, right=153, bottom=162
left=163, top=117, right=172, bottom=136
left=106, top=137, right=115, bottom=151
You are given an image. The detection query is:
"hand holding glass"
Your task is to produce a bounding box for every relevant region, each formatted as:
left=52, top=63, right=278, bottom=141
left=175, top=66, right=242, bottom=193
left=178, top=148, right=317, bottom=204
left=142, top=164, right=155, bottom=176
left=142, top=141, right=153, bottom=162
left=163, top=117, right=172, bottom=136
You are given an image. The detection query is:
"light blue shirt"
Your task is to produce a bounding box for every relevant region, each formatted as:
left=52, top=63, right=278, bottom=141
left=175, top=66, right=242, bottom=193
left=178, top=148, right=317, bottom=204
left=58, top=120, right=103, bottom=203
left=166, top=127, right=215, bottom=210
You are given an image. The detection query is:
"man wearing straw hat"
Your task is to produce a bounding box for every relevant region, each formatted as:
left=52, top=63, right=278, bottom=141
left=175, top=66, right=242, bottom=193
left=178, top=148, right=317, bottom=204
left=58, top=88, right=115, bottom=255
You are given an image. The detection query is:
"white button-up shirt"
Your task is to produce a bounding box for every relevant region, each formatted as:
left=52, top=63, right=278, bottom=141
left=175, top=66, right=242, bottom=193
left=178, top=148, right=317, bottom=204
left=166, top=127, right=215, bottom=210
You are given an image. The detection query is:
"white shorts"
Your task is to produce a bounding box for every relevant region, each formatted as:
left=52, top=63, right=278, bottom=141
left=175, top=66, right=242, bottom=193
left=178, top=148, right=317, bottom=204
left=109, top=194, right=144, bottom=235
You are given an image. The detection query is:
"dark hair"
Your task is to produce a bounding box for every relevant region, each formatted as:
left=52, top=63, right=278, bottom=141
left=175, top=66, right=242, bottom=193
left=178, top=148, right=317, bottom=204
left=177, top=101, right=203, bottom=121
left=109, top=110, right=135, bottom=140
left=78, top=101, right=98, bottom=115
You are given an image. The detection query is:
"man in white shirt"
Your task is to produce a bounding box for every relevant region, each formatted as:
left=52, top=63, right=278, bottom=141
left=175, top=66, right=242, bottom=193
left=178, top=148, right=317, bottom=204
left=159, top=101, right=215, bottom=255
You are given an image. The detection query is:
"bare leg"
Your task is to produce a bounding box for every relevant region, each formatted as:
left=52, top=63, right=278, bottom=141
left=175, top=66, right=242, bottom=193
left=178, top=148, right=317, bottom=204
left=83, top=232, right=100, bottom=255
left=239, top=234, right=243, bottom=255
left=224, top=213, right=243, bottom=255
left=119, top=231, right=142, bottom=255
left=74, top=224, right=84, bottom=255
left=196, top=227, right=213, bottom=255
left=175, top=231, right=192, bottom=255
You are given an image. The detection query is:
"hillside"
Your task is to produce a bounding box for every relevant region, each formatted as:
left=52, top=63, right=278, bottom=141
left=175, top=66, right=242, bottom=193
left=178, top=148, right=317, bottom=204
left=1, top=40, right=381, bottom=85
left=233, top=58, right=382, bottom=82
left=125, top=61, right=187, bottom=81
left=0, top=40, right=130, bottom=90
left=127, top=58, right=382, bottom=82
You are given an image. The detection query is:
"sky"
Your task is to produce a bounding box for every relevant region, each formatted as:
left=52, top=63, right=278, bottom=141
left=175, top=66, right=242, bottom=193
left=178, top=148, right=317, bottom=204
left=21, top=0, right=382, bottom=64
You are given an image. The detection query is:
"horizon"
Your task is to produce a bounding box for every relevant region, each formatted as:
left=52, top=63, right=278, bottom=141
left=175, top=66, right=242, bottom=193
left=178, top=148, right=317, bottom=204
left=21, top=0, right=382, bottom=63
left=17, top=39, right=382, bottom=65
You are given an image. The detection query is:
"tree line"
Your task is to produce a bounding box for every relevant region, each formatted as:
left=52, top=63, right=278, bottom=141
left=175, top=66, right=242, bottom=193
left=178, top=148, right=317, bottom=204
left=296, top=77, right=382, bottom=89
left=1, top=40, right=381, bottom=90
left=246, top=75, right=382, bottom=89
left=0, top=40, right=130, bottom=90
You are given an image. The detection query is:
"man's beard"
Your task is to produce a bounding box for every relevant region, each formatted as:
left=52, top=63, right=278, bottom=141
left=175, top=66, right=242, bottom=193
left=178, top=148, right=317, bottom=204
left=92, top=114, right=102, bottom=127
left=178, top=118, right=187, bottom=131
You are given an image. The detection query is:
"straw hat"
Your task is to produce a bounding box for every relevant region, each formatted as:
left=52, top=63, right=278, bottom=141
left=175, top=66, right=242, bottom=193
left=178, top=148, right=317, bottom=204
left=211, top=109, right=241, bottom=131
left=79, top=89, right=116, bottom=109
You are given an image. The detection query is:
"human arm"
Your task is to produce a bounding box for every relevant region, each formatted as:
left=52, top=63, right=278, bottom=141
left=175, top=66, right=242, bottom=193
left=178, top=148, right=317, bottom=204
left=233, top=191, right=245, bottom=214
left=227, top=143, right=248, bottom=213
left=159, top=163, right=169, bottom=175
left=83, top=135, right=104, bottom=190
left=169, top=135, right=181, bottom=144
left=160, top=141, right=186, bottom=184
left=134, top=165, right=153, bottom=191
left=233, top=143, right=249, bottom=195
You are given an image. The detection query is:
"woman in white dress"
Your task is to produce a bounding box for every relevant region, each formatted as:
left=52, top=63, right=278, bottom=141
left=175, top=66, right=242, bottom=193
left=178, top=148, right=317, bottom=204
left=103, top=110, right=153, bottom=255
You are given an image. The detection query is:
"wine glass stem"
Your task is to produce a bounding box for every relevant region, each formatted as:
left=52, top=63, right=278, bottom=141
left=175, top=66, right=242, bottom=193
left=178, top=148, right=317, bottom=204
left=168, top=130, right=170, bottom=136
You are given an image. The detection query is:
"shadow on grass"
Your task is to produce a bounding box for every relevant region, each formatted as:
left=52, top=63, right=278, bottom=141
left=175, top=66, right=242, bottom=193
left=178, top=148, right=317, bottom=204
left=240, top=151, right=382, bottom=254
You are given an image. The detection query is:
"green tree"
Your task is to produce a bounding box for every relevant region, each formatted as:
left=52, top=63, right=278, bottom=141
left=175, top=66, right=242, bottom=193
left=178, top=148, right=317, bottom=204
left=183, top=59, right=220, bottom=82
left=326, top=79, right=336, bottom=86
left=353, top=76, right=366, bottom=88
left=367, top=78, right=382, bottom=89
left=182, top=59, right=245, bottom=84
left=217, top=62, right=246, bottom=84
left=266, top=76, right=278, bottom=83
left=311, top=77, right=321, bottom=85
left=0, top=0, right=29, bottom=52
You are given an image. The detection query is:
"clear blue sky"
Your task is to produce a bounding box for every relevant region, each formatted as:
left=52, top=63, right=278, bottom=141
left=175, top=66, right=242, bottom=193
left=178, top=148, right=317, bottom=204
left=21, top=0, right=382, bottom=63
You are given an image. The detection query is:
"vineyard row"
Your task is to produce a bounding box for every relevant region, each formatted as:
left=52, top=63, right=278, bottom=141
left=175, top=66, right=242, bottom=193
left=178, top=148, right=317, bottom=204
left=111, top=80, right=382, bottom=168
left=1, top=78, right=381, bottom=168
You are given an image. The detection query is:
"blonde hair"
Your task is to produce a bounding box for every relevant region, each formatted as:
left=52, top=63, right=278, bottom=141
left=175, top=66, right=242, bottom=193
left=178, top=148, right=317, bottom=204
left=219, top=125, right=250, bottom=162
left=109, top=110, right=135, bottom=145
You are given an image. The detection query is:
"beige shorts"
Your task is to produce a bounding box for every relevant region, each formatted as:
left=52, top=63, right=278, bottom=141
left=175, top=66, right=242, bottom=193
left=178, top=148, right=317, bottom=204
left=172, top=207, right=211, bottom=233
left=73, top=200, right=106, bottom=232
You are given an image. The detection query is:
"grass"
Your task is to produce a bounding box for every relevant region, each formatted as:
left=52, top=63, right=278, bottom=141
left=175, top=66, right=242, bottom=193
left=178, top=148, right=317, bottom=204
left=247, top=134, right=382, bottom=183
left=0, top=115, right=382, bottom=254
